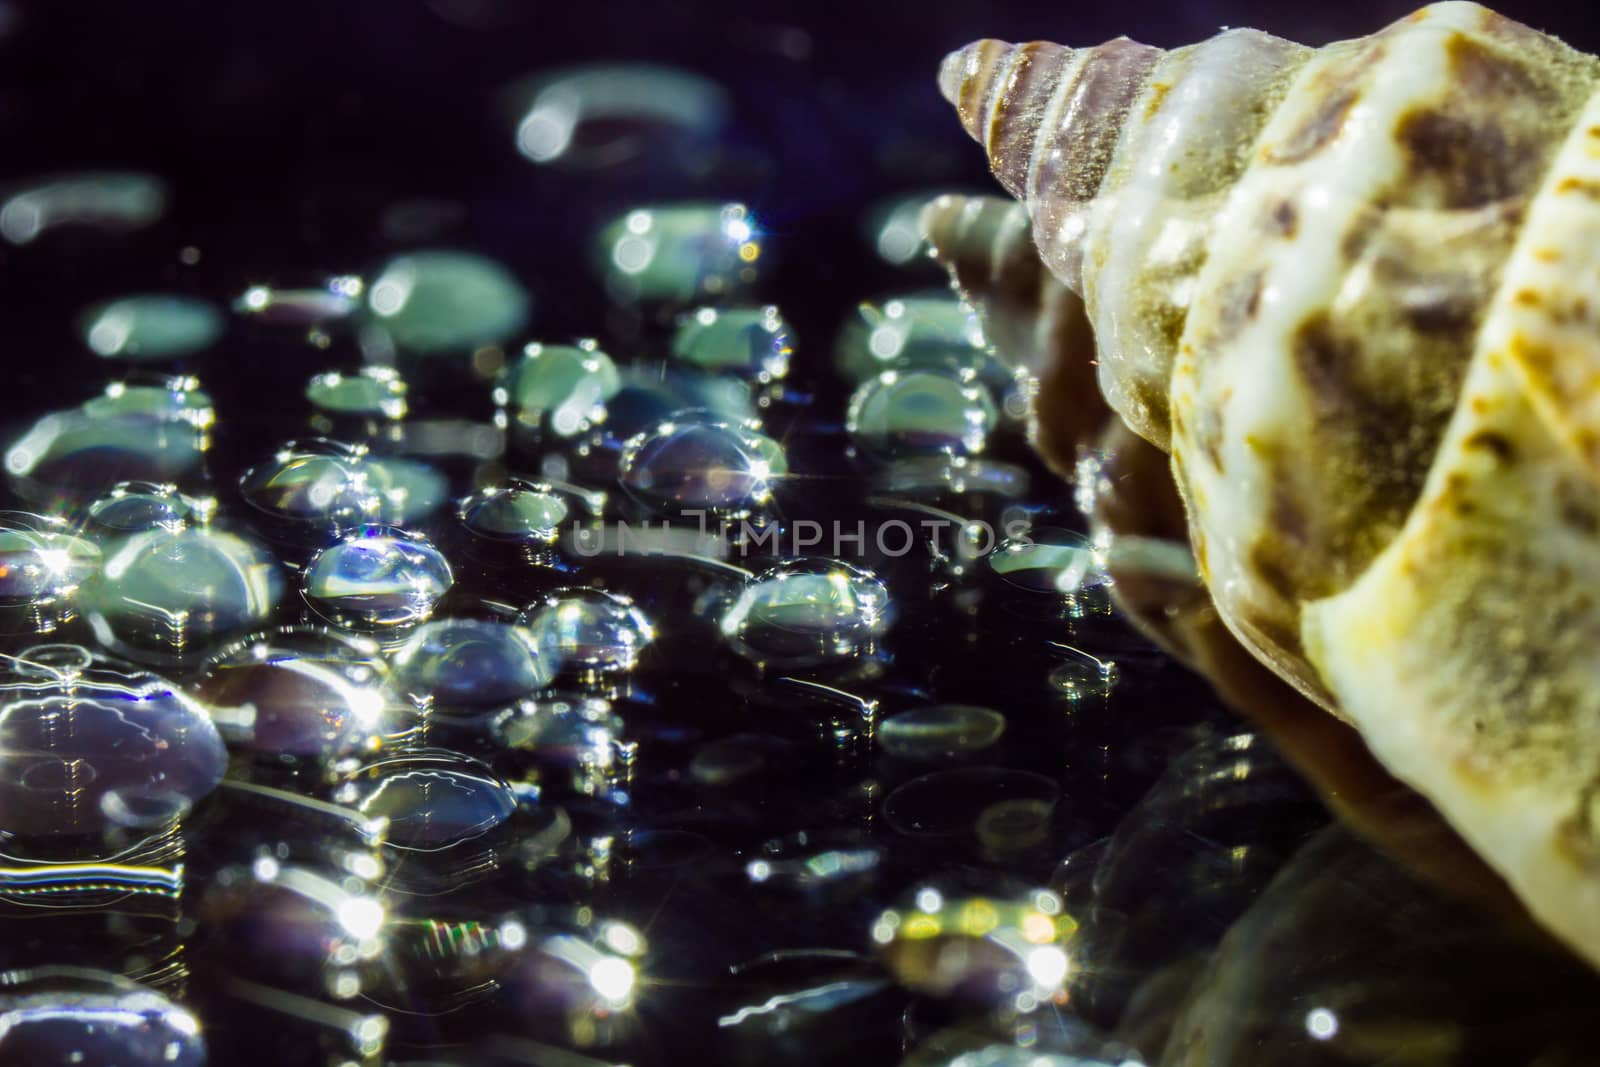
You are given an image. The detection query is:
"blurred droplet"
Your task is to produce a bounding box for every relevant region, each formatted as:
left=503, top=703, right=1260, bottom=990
left=834, top=294, right=984, bottom=384
left=1, top=172, right=166, bottom=245
left=302, top=526, right=453, bottom=631
left=368, top=250, right=529, bottom=355
left=495, top=340, right=620, bottom=440
left=879, top=704, right=1006, bottom=761
left=883, top=767, right=1058, bottom=842
left=490, top=694, right=623, bottom=800
left=235, top=279, right=361, bottom=328
left=6, top=408, right=207, bottom=508
left=85, top=481, right=210, bottom=536
left=79, top=294, right=223, bottom=360
left=596, top=202, right=763, bottom=306
left=0, top=647, right=227, bottom=841
left=847, top=369, right=996, bottom=459
left=238, top=439, right=383, bottom=540
left=671, top=305, right=791, bottom=382
left=306, top=366, right=407, bottom=421
left=194, top=626, right=399, bottom=763
left=512, top=63, right=727, bottom=170
left=720, top=558, right=891, bottom=668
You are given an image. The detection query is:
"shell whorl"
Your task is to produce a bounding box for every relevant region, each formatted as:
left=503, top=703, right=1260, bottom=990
left=939, top=1, right=1600, bottom=971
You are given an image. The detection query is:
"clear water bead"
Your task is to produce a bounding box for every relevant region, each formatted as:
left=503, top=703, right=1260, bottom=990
left=238, top=439, right=383, bottom=536
left=0, top=970, right=205, bottom=1066
left=391, top=618, right=558, bottom=722
left=83, top=527, right=283, bottom=661
left=302, top=527, right=452, bottom=630
left=847, top=368, right=997, bottom=459
left=367, top=249, right=530, bottom=355
left=336, top=749, right=518, bottom=851
left=618, top=417, right=785, bottom=519
left=720, top=558, right=892, bottom=667
left=513, top=62, right=727, bottom=169
left=458, top=478, right=597, bottom=544
left=490, top=694, right=623, bottom=799
left=193, top=627, right=398, bottom=763
left=0, top=171, right=166, bottom=245
left=85, top=481, right=210, bottom=535
left=306, top=367, right=408, bottom=420
left=834, top=294, right=985, bottom=383
left=520, top=587, right=654, bottom=677
left=497, top=340, right=621, bottom=439
left=0, top=645, right=228, bottom=841
left=671, top=305, right=791, bottom=382
left=879, top=705, right=1006, bottom=761
left=596, top=202, right=762, bottom=306
left=0, top=512, right=100, bottom=614
left=79, top=294, right=223, bottom=360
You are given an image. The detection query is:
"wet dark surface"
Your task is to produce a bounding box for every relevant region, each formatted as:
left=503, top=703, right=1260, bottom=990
left=3, top=2, right=1600, bottom=1065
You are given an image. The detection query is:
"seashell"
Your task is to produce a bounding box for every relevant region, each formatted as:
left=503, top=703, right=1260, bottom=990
left=935, top=1, right=1600, bottom=969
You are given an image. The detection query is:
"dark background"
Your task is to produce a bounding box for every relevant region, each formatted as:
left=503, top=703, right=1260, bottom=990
left=3, top=0, right=1599, bottom=436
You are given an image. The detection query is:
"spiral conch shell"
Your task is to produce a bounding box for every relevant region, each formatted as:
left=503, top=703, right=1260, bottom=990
left=937, top=1, right=1600, bottom=969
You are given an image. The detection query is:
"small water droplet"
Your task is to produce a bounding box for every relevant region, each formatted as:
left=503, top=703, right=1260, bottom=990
left=847, top=368, right=996, bottom=459
left=520, top=586, right=653, bottom=677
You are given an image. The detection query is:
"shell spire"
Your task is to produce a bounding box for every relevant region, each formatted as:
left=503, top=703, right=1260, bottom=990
left=937, top=1, right=1600, bottom=972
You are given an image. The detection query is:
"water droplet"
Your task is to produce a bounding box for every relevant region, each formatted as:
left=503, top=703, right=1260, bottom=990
left=82, top=373, right=214, bottom=428
left=847, top=368, right=996, bottom=459
left=879, top=704, right=1005, bottom=761
left=745, top=832, right=884, bottom=894
left=671, top=305, right=791, bottom=382
left=520, top=587, right=653, bottom=677
left=79, top=294, right=223, bottom=360
left=882, top=767, right=1058, bottom=841
left=0, top=969, right=205, bottom=1066
left=6, top=408, right=206, bottom=508
left=618, top=417, right=785, bottom=519
left=0, top=171, right=166, bottom=245
left=306, top=367, right=407, bottom=420
left=0, top=512, right=100, bottom=629
left=834, top=294, right=985, bottom=383
left=302, top=527, right=452, bottom=631
left=368, top=250, right=530, bottom=355
left=391, top=618, right=557, bottom=721
left=337, top=749, right=517, bottom=851
left=85, top=481, right=209, bottom=535
left=364, top=456, right=448, bottom=525
left=496, top=340, right=620, bottom=440
left=238, top=439, right=383, bottom=538
left=83, top=526, right=283, bottom=661
left=0, top=647, right=227, bottom=841
left=458, top=478, right=595, bottom=544
left=596, top=202, right=762, bottom=306
left=1046, top=646, right=1119, bottom=702
left=193, top=626, right=399, bottom=763
left=512, top=63, right=727, bottom=169
left=720, top=558, right=891, bottom=668
left=870, top=879, right=1077, bottom=1002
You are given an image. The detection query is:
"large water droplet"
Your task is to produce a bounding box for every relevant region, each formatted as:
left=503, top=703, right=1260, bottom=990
left=0, top=969, right=205, bottom=1066
left=512, top=63, right=727, bottom=169
left=79, top=294, right=223, bottom=360
left=238, top=440, right=383, bottom=538
left=6, top=408, right=207, bottom=508
left=520, top=587, right=654, bottom=677
left=671, top=305, right=791, bottom=382
left=336, top=750, right=517, bottom=851
left=490, top=694, right=623, bottom=800
left=367, top=250, right=529, bottom=355
left=0, top=171, right=166, bottom=245
left=720, top=558, right=891, bottom=667
left=390, top=618, right=558, bottom=722
left=83, top=527, right=283, bottom=661
left=302, top=527, right=452, bottom=631
left=596, top=202, right=762, bottom=306
left=0, top=647, right=228, bottom=842
left=879, top=704, right=1006, bottom=761
left=618, top=417, right=784, bottom=519
left=0, top=512, right=100, bottom=627
left=847, top=368, right=996, bottom=459
left=193, top=627, right=399, bottom=763
left=496, top=340, right=620, bottom=440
